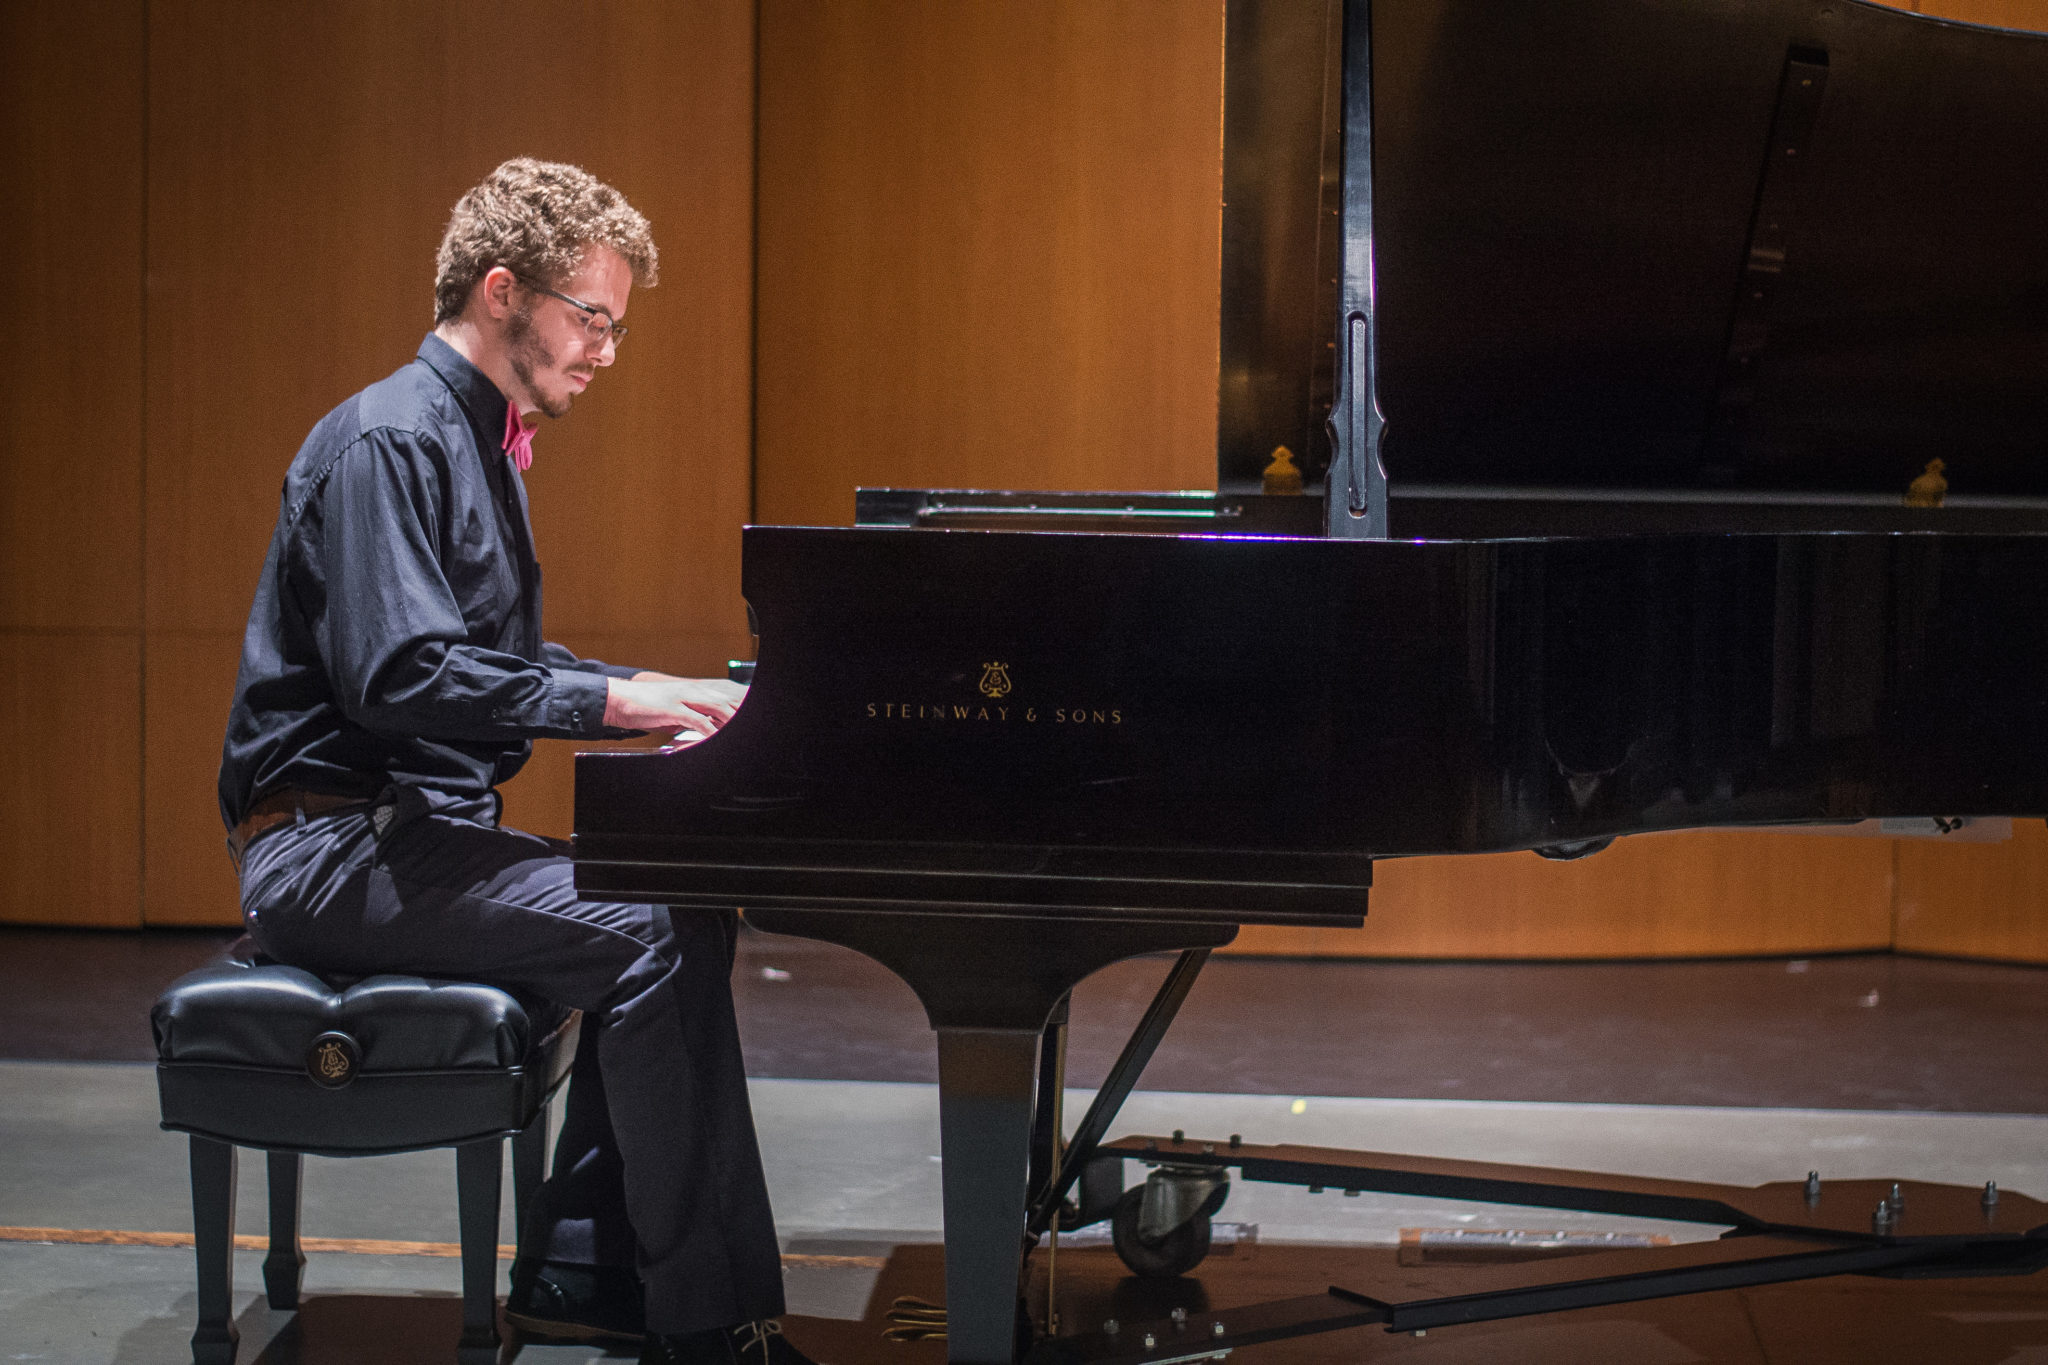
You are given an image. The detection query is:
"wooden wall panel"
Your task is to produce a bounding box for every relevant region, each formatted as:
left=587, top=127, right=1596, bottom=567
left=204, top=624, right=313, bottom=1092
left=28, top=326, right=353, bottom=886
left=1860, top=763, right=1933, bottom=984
left=0, top=0, right=144, bottom=635
left=1906, top=0, right=2048, bottom=28
left=1231, top=831, right=1897, bottom=959
left=145, top=0, right=754, bottom=637
left=1894, top=821, right=2048, bottom=964
left=141, top=1, right=756, bottom=923
left=0, top=0, right=145, bottom=927
left=754, top=0, right=1226, bottom=529
left=140, top=632, right=243, bottom=926
left=0, top=635, right=143, bottom=926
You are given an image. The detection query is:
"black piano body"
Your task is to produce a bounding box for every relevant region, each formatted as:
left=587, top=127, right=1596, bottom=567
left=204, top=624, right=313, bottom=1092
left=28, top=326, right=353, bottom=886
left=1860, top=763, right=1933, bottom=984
left=576, top=0, right=2048, bottom=1359
left=580, top=520, right=2048, bottom=909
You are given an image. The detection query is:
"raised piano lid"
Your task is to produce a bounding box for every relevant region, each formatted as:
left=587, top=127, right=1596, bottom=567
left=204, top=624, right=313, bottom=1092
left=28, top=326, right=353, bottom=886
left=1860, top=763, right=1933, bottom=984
left=1220, top=0, right=2048, bottom=509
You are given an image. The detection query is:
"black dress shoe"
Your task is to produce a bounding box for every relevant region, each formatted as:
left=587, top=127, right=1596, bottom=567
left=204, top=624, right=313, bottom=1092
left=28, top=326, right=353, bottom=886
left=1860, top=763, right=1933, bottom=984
left=505, top=1258, right=646, bottom=1342
left=640, top=1319, right=824, bottom=1364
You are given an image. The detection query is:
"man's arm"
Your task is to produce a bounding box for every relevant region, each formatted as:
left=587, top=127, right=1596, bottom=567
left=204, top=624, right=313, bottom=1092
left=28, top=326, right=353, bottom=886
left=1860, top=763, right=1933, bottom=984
left=540, top=643, right=747, bottom=737
left=538, top=640, right=640, bottom=681
left=316, top=430, right=612, bottom=741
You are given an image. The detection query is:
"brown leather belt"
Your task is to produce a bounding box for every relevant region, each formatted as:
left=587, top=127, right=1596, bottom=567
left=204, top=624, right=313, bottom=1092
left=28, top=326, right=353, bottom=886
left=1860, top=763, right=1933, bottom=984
left=227, top=789, right=370, bottom=867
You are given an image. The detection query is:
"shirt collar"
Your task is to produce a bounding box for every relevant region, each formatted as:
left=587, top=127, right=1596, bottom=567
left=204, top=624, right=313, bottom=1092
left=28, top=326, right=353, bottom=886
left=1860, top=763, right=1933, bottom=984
left=416, top=332, right=510, bottom=451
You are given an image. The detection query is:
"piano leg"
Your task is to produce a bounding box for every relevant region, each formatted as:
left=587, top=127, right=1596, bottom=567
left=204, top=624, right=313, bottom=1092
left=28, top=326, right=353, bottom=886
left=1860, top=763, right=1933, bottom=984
left=935, top=1026, right=1042, bottom=1365
left=742, top=908, right=1238, bottom=1365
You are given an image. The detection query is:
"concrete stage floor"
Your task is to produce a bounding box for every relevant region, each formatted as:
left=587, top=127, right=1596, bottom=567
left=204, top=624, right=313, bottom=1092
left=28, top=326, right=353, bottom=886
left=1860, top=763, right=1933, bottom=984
left=4, top=926, right=2048, bottom=1361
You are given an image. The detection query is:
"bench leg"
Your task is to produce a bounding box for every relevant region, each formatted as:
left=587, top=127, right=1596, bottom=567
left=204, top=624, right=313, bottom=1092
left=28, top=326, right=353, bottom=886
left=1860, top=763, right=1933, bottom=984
left=511, top=1100, right=550, bottom=1244
left=263, top=1150, right=306, bottom=1310
left=189, top=1136, right=240, bottom=1365
left=455, top=1139, right=503, bottom=1365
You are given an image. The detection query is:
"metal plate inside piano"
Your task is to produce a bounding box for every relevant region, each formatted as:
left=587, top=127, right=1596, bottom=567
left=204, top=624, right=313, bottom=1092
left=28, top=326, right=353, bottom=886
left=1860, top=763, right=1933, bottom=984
left=854, top=487, right=1324, bottom=537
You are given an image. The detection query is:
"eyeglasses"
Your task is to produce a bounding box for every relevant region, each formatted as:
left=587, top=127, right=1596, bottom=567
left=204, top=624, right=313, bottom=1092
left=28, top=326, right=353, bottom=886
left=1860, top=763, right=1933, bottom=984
left=517, top=276, right=629, bottom=349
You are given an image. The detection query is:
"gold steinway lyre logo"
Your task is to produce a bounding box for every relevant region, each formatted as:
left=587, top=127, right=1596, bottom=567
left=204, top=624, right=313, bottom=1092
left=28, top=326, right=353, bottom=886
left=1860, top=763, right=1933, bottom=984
left=861, top=658, right=1122, bottom=727
left=315, top=1041, right=351, bottom=1082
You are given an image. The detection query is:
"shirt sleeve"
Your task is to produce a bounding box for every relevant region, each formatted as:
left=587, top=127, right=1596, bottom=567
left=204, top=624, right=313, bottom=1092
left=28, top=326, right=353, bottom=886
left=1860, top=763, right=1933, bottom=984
left=540, top=641, right=643, bottom=680
left=313, top=429, right=612, bottom=741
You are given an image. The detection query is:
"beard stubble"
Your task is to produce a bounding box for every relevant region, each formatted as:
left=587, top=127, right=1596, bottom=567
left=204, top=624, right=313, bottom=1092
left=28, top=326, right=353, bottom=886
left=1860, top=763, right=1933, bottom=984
left=506, top=306, right=574, bottom=419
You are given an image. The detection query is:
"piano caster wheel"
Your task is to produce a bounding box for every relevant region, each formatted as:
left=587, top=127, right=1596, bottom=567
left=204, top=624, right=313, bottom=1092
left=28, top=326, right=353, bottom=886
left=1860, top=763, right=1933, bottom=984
left=1110, top=1186, right=1213, bottom=1278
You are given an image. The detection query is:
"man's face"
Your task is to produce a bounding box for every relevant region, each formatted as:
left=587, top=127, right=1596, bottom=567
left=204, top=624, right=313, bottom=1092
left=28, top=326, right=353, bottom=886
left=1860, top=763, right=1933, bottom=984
left=505, top=245, right=632, bottom=419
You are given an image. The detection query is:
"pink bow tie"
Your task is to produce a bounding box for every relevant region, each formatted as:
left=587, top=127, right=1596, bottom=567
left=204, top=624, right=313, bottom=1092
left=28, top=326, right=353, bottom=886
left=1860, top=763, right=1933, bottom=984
left=503, top=404, right=539, bottom=472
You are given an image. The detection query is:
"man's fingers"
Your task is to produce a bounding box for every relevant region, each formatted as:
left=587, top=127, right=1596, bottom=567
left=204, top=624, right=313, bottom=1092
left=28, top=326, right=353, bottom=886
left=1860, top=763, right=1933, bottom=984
left=612, top=678, right=747, bottom=735
left=650, top=683, right=743, bottom=720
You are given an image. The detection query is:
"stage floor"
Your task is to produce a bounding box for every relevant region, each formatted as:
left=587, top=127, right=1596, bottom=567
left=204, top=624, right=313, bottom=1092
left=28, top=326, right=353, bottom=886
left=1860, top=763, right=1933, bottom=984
left=10, top=923, right=2048, bottom=1112
left=5, top=1063, right=2048, bottom=1363
left=4, top=926, right=2047, bottom=1361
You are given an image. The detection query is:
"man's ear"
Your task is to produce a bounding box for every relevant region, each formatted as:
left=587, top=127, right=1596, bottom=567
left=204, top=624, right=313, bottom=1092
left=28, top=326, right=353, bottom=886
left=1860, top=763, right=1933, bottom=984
left=479, top=266, right=520, bottom=321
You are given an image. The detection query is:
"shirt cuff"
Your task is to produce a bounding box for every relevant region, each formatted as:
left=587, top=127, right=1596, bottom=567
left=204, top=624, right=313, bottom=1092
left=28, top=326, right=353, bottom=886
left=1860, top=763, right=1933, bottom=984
left=544, top=668, right=614, bottom=738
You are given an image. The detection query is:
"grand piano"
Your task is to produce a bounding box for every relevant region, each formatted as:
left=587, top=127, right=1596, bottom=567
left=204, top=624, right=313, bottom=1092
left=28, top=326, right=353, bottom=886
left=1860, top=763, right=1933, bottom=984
left=577, top=0, right=2048, bottom=1360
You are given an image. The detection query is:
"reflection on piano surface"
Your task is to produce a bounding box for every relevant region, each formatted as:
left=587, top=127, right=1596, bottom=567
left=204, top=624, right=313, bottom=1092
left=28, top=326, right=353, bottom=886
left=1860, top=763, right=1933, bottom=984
left=578, top=0, right=2048, bottom=1359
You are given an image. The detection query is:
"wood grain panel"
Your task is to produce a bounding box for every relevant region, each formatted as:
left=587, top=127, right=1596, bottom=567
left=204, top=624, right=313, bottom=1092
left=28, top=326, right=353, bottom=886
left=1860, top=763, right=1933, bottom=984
left=135, top=2, right=754, bottom=924
left=0, top=633, right=142, bottom=926
left=146, top=0, right=755, bottom=644
left=0, top=0, right=144, bottom=632
left=141, top=631, right=244, bottom=926
left=754, top=0, right=1226, bottom=529
left=1229, top=830, right=1896, bottom=959
left=1907, top=0, right=2048, bottom=29
left=1893, top=821, right=2048, bottom=964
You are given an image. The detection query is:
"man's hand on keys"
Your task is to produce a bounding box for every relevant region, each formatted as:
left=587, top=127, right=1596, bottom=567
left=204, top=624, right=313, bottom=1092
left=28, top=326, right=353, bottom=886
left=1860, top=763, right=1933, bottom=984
left=604, top=672, right=748, bottom=737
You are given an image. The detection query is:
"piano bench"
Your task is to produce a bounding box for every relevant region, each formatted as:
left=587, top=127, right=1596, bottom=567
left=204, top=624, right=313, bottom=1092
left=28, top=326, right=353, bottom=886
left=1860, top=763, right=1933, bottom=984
left=149, top=959, right=579, bottom=1365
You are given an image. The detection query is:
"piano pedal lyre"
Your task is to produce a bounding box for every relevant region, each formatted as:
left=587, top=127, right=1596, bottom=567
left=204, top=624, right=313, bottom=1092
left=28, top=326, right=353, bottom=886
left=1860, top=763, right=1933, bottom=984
left=883, top=1294, right=947, bottom=1342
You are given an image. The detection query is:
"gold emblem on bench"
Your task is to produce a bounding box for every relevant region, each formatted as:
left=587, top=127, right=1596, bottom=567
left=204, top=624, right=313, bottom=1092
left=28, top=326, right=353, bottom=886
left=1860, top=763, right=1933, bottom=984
left=306, top=1031, right=360, bottom=1088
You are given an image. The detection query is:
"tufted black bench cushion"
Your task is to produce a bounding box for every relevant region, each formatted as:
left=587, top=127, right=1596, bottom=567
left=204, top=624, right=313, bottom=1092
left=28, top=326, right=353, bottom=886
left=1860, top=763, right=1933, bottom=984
left=153, top=961, right=576, bottom=1154
left=151, top=957, right=579, bottom=1365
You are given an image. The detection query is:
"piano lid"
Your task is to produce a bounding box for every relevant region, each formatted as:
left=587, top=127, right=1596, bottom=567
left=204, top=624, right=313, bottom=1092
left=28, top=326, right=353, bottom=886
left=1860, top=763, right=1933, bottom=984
left=1219, top=0, right=2048, bottom=501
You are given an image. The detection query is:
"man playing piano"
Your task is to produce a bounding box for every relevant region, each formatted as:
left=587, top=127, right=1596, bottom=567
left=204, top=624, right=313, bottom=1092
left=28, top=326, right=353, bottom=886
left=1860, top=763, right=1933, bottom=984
left=217, top=158, right=817, bottom=1365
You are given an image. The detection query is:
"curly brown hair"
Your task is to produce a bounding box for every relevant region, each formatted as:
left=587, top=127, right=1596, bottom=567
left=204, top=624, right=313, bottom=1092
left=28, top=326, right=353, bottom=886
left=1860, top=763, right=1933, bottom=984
left=433, top=158, right=659, bottom=324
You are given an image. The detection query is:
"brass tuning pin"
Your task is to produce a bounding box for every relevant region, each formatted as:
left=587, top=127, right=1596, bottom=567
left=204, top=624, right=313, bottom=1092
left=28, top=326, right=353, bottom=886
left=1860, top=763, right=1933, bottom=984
left=1262, top=445, right=1304, bottom=496
left=1905, top=457, right=1948, bottom=508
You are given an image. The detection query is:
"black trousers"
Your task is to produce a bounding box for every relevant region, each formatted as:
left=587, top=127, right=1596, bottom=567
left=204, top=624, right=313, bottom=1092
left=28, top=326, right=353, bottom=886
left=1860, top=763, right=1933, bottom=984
left=237, top=784, right=785, bottom=1334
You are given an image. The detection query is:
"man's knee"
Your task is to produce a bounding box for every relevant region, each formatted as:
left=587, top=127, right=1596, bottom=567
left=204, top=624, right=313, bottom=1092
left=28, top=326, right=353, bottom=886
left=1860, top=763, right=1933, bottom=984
left=595, top=906, right=734, bottom=1015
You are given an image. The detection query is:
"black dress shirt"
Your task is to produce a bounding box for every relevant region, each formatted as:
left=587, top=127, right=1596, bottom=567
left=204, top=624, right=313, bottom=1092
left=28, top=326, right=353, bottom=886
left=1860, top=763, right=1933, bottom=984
left=219, top=334, right=637, bottom=829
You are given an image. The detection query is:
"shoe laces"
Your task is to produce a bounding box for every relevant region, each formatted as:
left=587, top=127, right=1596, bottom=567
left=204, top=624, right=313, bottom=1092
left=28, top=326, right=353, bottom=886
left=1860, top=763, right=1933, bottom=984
left=732, top=1319, right=784, bottom=1358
